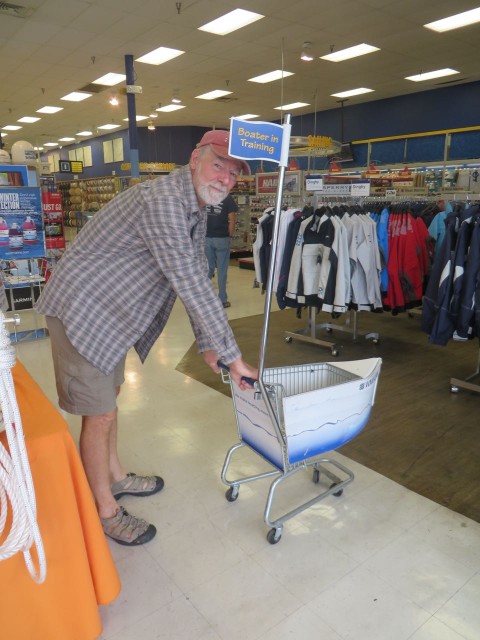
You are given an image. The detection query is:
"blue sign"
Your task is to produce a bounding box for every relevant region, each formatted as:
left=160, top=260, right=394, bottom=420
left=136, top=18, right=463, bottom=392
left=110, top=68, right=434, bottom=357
left=229, top=118, right=285, bottom=164
left=0, top=187, right=46, bottom=259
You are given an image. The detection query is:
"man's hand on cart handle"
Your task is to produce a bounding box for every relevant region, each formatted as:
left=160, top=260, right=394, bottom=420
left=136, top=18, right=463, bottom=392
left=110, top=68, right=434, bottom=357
left=202, top=351, right=257, bottom=389
left=217, top=359, right=258, bottom=389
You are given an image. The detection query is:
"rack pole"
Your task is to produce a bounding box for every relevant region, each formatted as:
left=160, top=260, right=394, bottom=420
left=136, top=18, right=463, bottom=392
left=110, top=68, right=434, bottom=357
left=258, top=114, right=291, bottom=380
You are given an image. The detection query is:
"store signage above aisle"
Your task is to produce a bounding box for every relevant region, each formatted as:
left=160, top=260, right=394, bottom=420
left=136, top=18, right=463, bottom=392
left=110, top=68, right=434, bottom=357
left=305, top=175, right=371, bottom=196
left=120, top=162, right=176, bottom=173
left=256, top=171, right=301, bottom=195
left=229, top=117, right=291, bottom=167
left=58, top=160, right=84, bottom=174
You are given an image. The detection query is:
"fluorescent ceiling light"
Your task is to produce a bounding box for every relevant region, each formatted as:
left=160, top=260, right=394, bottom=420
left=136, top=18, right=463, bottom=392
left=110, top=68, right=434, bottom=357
left=77, top=130, right=93, bottom=136
left=93, top=73, right=126, bottom=86
left=331, top=87, right=374, bottom=98
left=405, top=68, right=459, bottom=82
left=149, top=113, right=158, bottom=118
left=195, top=89, right=232, bottom=100
left=249, top=70, right=293, bottom=83
left=274, top=102, right=310, bottom=110
left=122, top=115, right=149, bottom=122
left=59, top=137, right=76, bottom=141
left=198, top=9, right=264, bottom=35
left=36, top=106, right=63, bottom=114
left=321, top=43, right=380, bottom=62
left=97, top=123, right=121, bottom=130
left=235, top=114, right=260, bottom=120
left=135, top=46, right=184, bottom=65
left=424, top=7, right=480, bottom=32
left=61, top=91, right=92, bottom=102
left=2, top=125, right=22, bottom=130
left=34, top=146, right=43, bottom=151
left=156, top=104, right=186, bottom=112
left=17, top=116, right=40, bottom=123
left=44, top=142, right=59, bottom=147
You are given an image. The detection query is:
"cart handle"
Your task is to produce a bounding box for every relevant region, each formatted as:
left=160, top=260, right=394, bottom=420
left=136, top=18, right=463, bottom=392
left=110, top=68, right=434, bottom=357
left=217, top=361, right=257, bottom=387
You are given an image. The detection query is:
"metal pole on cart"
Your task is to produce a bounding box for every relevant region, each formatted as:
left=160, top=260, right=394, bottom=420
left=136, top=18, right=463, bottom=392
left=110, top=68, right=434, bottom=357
left=256, top=114, right=292, bottom=438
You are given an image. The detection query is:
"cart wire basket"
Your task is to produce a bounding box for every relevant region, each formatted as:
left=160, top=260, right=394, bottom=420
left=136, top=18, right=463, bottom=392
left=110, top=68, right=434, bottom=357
left=221, top=357, right=381, bottom=543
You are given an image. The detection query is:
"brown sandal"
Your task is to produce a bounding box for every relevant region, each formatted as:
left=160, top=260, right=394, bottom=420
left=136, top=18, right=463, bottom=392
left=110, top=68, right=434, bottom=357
left=100, top=507, right=156, bottom=546
left=111, top=472, right=164, bottom=499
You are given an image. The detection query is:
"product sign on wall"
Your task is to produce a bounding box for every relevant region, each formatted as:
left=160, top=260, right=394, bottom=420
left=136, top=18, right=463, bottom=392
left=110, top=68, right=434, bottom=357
left=41, top=192, right=66, bottom=257
left=0, top=187, right=46, bottom=260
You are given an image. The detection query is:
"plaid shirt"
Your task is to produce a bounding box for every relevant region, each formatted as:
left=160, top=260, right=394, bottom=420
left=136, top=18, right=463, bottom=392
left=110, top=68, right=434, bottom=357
left=36, top=165, right=241, bottom=374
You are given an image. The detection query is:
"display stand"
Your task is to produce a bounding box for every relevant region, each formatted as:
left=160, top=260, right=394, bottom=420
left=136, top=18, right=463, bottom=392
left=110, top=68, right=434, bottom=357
left=285, top=307, right=380, bottom=357
left=2, top=260, right=47, bottom=343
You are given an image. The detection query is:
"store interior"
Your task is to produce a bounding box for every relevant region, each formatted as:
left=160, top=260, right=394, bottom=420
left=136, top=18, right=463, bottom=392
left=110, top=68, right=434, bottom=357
left=1, top=2, right=480, bottom=640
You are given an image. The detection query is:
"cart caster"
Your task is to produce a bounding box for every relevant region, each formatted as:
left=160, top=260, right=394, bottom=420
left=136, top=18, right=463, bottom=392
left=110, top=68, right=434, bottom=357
left=225, top=486, right=239, bottom=502
left=312, top=468, right=320, bottom=484
left=330, top=482, right=343, bottom=497
left=450, top=385, right=459, bottom=393
left=285, top=336, right=292, bottom=343
left=267, top=528, right=282, bottom=544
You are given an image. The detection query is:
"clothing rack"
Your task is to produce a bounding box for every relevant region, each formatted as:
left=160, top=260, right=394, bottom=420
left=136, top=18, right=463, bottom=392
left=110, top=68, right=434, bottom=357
left=450, top=344, right=480, bottom=394
left=285, top=307, right=379, bottom=356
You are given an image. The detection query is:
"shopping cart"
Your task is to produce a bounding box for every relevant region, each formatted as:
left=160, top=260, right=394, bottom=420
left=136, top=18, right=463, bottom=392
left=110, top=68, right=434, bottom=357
left=220, top=141, right=382, bottom=543
left=221, top=357, right=381, bottom=543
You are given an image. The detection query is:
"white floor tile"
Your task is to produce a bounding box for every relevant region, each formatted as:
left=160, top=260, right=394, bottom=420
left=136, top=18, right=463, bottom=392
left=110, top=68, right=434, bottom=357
left=363, top=529, right=475, bottom=613
left=105, top=596, right=220, bottom=640
left=257, top=605, right=344, bottom=640
left=100, top=548, right=182, bottom=637
left=308, top=566, right=430, bottom=640
left=186, top=556, right=301, bottom=640
left=435, top=573, right=480, bottom=640
left=409, top=616, right=469, bottom=640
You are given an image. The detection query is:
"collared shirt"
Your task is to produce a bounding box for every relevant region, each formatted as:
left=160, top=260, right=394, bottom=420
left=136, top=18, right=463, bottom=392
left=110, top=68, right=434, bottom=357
left=36, top=165, right=241, bottom=374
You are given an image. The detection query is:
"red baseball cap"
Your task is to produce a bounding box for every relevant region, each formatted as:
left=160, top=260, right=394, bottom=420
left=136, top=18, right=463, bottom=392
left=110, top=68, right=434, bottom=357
left=196, top=130, right=250, bottom=175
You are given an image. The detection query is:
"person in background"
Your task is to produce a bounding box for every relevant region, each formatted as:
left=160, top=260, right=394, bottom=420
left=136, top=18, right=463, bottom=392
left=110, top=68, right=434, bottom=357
left=205, top=194, right=237, bottom=308
left=36, top=130, right=257, bottom=547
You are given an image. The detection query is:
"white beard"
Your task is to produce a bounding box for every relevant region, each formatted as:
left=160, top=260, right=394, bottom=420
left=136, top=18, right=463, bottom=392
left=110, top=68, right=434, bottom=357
left=197, top=183, right=228, bottom=206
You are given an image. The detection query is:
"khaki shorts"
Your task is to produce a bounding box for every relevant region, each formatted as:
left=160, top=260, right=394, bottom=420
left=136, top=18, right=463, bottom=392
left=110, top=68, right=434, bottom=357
left=46, top=316, right=126, bottom=416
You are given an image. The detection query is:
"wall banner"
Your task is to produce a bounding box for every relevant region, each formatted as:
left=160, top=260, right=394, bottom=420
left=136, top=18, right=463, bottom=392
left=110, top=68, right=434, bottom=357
left=0, top=187, right=46, bottom=259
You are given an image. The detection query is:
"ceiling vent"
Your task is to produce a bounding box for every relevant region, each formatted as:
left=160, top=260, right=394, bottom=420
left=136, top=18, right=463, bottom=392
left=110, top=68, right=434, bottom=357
left=78, top=83, right=108, bottom=94
left=214, top=96, right=238, bottom=103
left=0, top=2, right=34, bottom=18
left=435, top=77, right=466, bottom=86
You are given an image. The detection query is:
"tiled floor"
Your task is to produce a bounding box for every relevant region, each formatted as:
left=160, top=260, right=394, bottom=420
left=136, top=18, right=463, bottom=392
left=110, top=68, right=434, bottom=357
left=14, top=264, right=480, bottom=640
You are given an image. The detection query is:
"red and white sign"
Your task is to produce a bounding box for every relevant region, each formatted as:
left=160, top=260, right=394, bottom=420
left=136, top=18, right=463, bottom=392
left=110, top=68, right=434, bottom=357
left=41, top=192, right=65, bottom=254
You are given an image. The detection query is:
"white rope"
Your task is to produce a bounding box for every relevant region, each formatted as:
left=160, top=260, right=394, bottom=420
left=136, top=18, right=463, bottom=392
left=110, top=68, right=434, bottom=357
left=0, top=310, right=46, bottom=583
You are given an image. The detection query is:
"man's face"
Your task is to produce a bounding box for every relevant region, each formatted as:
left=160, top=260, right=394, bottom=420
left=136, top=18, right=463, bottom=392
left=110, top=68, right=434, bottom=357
left=190, top=146, right=240, bottom=206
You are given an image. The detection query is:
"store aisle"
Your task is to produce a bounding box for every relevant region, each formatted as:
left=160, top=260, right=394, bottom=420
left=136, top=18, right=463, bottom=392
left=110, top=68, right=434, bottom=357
left=13, top=263, right=480, bottom=640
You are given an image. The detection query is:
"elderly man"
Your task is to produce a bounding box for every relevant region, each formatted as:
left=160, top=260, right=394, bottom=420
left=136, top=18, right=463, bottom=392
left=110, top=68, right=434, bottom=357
left=36, top=130, right=257, bottom=546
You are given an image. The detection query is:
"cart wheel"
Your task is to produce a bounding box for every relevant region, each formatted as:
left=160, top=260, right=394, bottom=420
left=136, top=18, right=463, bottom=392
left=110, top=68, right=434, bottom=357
left=331, top=348, right=339, bottom=357
left=225, top=486, right=239, bottom=502
left=267, top=528, right=282, bottom=544
left=450, top=385, right=459, bottom=393
left=330, top=482, right=343, bottom=497
left=312, top=468, right=320, bottom=484
left=285, top=336, right=292, bottom=343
